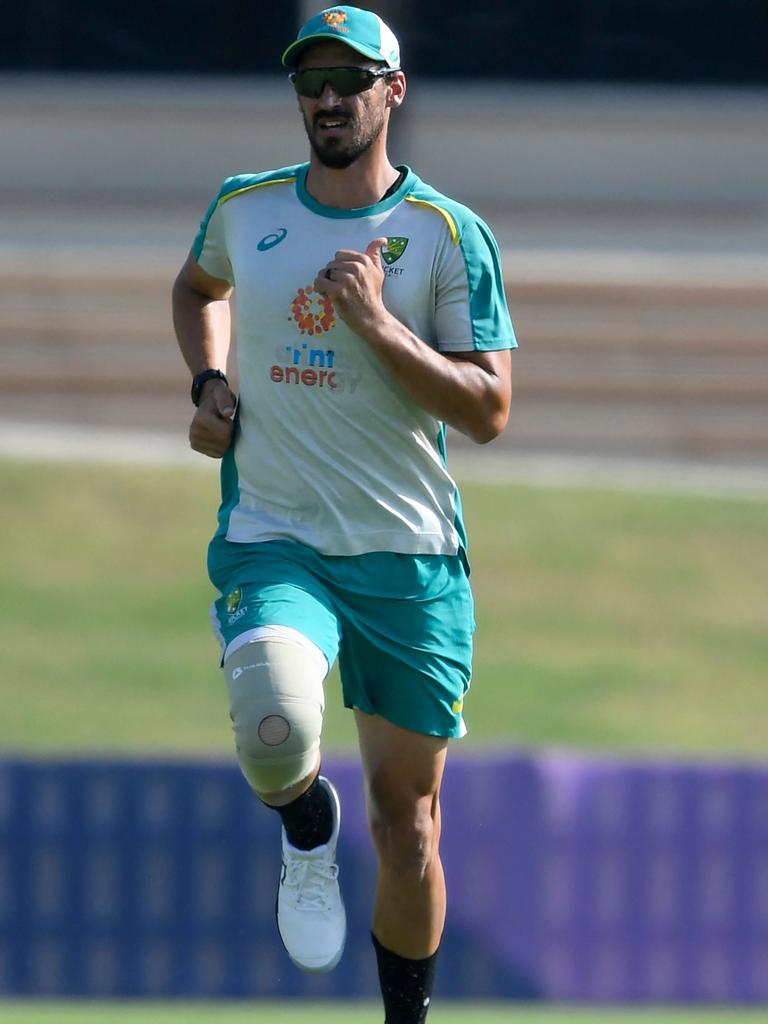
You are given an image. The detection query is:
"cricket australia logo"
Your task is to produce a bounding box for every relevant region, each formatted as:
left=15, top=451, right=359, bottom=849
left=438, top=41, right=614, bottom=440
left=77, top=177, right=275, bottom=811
left=323, top=10, right=349, bottom=30
left=381, top=236, right=409, bottom=265
left=225, top=588, right=247, bottom=626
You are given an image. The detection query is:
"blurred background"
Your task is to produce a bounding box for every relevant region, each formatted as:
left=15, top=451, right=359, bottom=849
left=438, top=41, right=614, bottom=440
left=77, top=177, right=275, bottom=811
left=0, top=0, right=767, bottom=1015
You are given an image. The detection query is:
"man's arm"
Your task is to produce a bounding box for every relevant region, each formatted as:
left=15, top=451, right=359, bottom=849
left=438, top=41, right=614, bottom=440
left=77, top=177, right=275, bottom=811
left=315, top=239, right=512, bottom=444
left=172, top=253, right=238, bottom=458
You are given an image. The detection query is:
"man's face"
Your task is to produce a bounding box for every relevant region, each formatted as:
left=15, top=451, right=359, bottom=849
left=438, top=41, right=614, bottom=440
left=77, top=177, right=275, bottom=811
left=295, top=41, right=391, bottom=170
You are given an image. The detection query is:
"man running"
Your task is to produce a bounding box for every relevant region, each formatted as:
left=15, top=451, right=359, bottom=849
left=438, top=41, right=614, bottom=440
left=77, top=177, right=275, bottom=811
left=172, top=6, right=516, bottom=1021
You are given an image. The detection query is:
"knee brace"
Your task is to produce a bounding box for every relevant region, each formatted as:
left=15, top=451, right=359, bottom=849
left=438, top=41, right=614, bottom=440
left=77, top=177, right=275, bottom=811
left=223, top=636, right=327, bottom=796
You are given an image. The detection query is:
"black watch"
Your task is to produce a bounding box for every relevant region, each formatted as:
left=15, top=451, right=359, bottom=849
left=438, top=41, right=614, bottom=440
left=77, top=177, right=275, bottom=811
left=191, top=369, right=228, bottom=406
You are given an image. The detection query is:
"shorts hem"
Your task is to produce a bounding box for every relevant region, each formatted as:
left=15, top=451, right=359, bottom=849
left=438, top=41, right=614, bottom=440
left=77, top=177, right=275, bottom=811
left=345, top=700, right=466, bottom=739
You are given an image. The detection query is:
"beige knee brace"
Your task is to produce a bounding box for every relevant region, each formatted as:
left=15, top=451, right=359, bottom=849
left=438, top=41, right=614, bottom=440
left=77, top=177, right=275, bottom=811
left=223, top=636, right=327, bottom=796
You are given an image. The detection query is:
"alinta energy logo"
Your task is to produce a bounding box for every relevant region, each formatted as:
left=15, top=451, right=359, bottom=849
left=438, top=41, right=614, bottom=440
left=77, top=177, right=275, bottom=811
left=290, top=285, right=336, bottom=337
left=273, top=285, right=363, bottom=392
left=270, top=342, right=363, bottom=394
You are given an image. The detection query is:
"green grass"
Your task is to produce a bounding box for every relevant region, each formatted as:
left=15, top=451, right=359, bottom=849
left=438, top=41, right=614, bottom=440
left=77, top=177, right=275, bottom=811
left=0, top=1004, right=763, bottom=1024
left=1, top=458, right=766, bottom=757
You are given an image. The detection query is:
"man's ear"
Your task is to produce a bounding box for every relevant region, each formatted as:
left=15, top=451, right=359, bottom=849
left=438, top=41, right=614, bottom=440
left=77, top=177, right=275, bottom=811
left=386, top=71, right=407, bottom=109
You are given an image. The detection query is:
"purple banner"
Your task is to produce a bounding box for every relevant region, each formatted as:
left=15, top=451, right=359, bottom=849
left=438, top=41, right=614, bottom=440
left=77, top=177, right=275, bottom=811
left=0, top=753, right=766, bottom=1001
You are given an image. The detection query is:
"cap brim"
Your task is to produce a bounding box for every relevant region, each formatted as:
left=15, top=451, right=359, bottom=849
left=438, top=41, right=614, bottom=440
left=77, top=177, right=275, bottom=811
left=281, top=33, right=396, bottom=68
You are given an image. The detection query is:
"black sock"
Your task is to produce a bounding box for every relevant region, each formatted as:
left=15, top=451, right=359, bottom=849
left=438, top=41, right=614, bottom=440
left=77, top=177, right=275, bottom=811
left=264, top=774, right=333, bottom=851
left=372, top=932, right=439, bottom=1024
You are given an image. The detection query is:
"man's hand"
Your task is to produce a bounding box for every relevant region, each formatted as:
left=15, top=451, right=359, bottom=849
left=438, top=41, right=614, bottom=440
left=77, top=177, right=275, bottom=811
left=314, top=237, right=390, bottom=338
left=189, top=379, right=237, bottom=458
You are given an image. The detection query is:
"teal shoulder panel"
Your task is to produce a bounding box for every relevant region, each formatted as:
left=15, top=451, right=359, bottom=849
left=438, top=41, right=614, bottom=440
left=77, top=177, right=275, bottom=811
left=192, top=164, right=305, bottom=259
left=407, top=177, right=517, bottom=351
left=407, top=177, right=476, bottom=244
left=460, top=215, right=517, bottom=351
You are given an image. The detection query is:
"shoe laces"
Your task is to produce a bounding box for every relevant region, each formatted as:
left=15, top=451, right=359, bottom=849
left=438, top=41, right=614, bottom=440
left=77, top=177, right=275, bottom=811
left=283, top=854, right=339, bottom=911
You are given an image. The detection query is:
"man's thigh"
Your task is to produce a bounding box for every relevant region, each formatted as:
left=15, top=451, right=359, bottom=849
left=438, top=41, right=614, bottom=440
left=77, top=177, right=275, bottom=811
left=332, top=553, right=475, bottom=739
left=210, top=563, right=342, bottom=669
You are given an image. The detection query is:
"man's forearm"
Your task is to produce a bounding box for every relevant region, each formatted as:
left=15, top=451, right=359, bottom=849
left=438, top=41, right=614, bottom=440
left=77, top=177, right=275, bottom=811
left=172, top=276, right=232, bottom=376
left=359, top=312, right=510, bottom=444
left=313, top=243, right=511, bottom=443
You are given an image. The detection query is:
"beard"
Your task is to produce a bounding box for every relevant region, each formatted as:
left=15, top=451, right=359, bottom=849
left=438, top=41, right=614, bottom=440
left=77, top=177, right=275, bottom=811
left=302, top=105, right=387, bottom=169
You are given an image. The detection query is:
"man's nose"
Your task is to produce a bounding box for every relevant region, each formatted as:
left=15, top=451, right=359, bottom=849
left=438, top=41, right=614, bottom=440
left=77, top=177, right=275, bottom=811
left=317, top=81, right=342, bottom=105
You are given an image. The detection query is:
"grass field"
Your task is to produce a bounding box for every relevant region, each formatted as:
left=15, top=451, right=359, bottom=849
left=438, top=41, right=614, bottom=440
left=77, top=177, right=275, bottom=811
left=1, top=458, right=766, bottom=757
left=0, top=1003, right=765, bottom=1023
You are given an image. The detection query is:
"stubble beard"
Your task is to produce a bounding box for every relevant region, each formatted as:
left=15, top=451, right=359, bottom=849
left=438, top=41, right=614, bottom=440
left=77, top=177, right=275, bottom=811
left=303, top=106, right=387, bottom=170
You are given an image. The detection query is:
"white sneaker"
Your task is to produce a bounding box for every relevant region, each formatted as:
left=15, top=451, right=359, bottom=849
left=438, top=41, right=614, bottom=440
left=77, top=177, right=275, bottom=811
left=277, top=776, right=346, bottom=973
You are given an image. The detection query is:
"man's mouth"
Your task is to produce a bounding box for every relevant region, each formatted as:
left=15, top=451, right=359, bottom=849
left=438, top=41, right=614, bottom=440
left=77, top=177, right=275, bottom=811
left=315, top=115, right=350, bottom=132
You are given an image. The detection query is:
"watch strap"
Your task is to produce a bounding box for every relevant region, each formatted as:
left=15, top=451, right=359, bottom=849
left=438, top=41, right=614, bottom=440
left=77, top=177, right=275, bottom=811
left=191, top=368, right=228, bottom=406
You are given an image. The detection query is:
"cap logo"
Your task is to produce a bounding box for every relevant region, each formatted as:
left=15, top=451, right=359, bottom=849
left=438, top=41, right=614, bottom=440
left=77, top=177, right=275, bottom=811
left=323, top=10, right=349, bottom=32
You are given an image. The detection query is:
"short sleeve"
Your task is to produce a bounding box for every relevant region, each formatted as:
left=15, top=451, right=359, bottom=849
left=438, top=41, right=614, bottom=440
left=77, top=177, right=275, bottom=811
left=192, top=184, right=235, bottom=286
left=434, top=217, right=517, bottom=353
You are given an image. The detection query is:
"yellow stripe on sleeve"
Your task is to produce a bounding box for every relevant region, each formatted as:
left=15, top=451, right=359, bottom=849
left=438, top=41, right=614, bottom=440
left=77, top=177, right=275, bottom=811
left=405, top=196, right=460, bottom=245
left=219, top=176, right=297, bottom=206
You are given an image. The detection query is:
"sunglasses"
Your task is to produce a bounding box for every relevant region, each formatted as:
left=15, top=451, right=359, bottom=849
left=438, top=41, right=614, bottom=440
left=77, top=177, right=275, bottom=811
left=289, top=66, right=394, bottom=99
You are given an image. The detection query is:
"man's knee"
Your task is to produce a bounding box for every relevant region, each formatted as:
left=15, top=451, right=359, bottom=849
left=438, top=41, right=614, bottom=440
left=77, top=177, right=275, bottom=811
left=369, top=791, right=439, bottom=879
left=224, top=637, right=326, bottom=797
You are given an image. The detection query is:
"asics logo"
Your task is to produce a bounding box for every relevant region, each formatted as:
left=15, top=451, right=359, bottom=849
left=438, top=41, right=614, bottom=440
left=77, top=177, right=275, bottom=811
left=257, top=228, right=288, bottom=252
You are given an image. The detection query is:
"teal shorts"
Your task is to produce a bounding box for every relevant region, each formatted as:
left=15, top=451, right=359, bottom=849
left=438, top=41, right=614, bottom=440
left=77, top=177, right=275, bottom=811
left=208, top=538, right=475, bottom=739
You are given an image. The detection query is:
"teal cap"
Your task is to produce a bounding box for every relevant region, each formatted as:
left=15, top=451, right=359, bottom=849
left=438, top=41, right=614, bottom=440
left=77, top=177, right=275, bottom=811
left=282, top=6, right=401, bottom=69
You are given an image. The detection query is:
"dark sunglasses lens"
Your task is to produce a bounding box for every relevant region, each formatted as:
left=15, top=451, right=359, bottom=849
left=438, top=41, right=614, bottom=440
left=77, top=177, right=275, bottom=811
left=293, top=68, right=371, bottom=98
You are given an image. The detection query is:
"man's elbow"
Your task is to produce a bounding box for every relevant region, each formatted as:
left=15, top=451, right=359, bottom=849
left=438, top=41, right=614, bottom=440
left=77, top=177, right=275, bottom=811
left=468, top=405, right=510, bottom=445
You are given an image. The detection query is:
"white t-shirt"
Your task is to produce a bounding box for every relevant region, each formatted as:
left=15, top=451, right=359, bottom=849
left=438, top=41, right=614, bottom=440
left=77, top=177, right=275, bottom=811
left=193, top=163, right=516, bottom=558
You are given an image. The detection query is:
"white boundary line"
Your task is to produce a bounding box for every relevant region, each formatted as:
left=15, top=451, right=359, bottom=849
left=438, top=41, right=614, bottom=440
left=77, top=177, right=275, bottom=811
left=0, top=421, right=766, bottom=500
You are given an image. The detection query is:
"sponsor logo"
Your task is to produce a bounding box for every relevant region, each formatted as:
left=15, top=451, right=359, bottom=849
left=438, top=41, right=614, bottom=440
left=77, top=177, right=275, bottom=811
left=257, top=228, right=288, bottom=252
left=452, top=698, right=464, bottom=714
left=290, top=285, right=336, bottom=336
left=323, top=10, right=349, bottom=32
left=232, top=663, right=266, bottom=681
left=270, top=342, right=362, bottom=393
left=381, top=236, right=408, bottom=265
